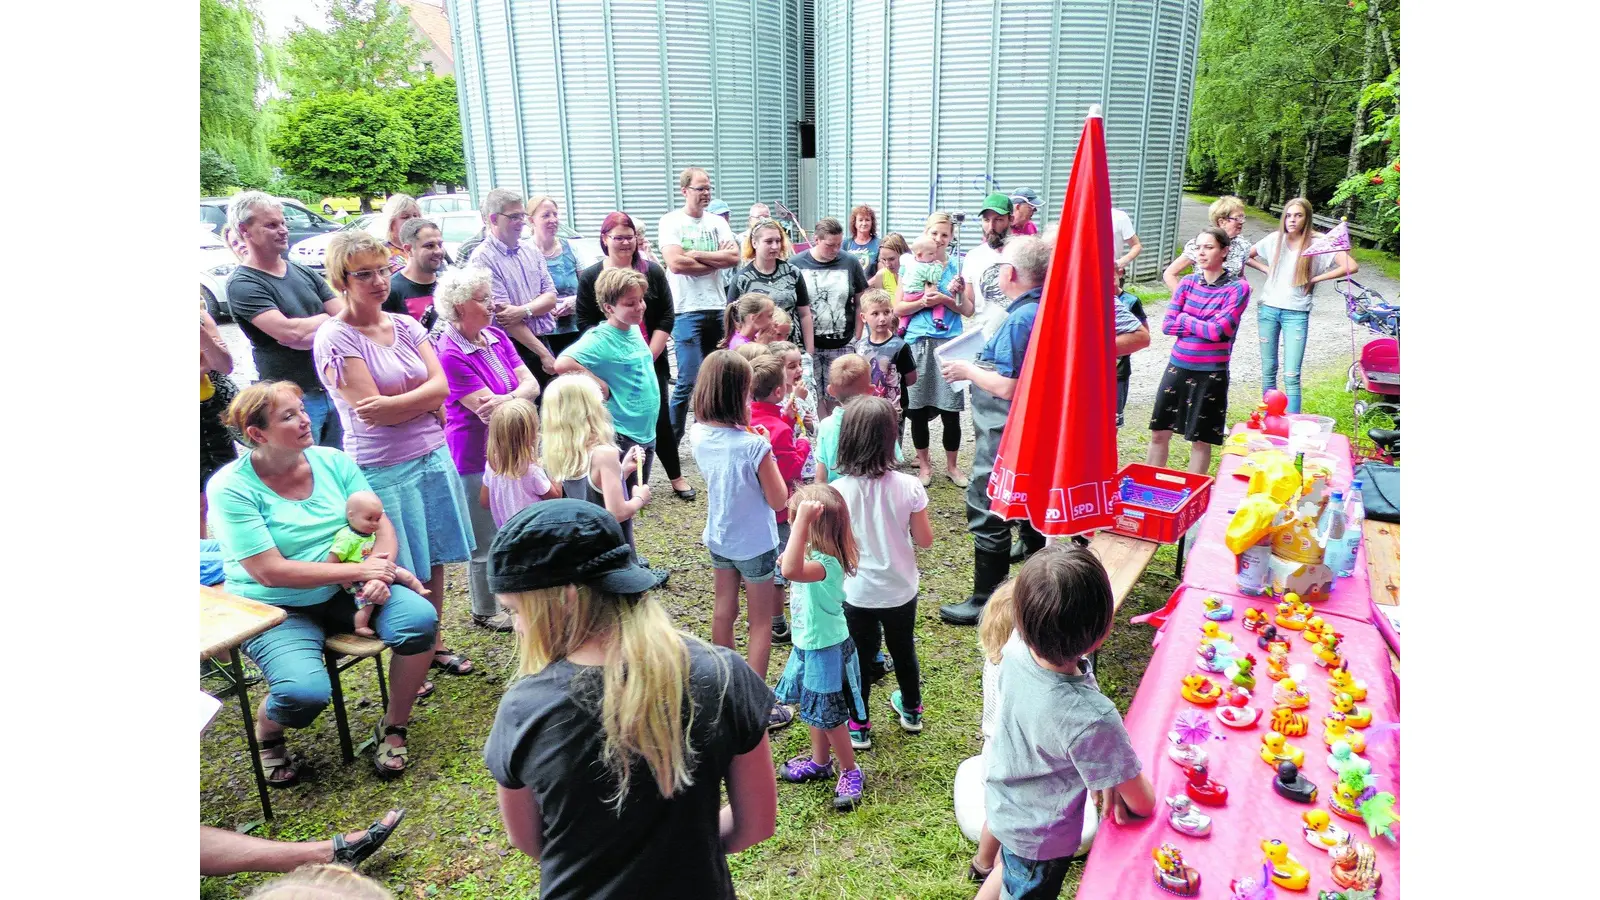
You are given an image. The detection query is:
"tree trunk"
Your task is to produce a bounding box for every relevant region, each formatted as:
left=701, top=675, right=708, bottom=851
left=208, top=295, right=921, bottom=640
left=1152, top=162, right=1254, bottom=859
left=1376, top=0, right=1398, bottom=73
left=1340, top=1, right=1381, bottom=218
left=360, top=196, right=373, bottom=214
left=1254, top=166, right=1272, bottom=209
left=1298, top=92, right=1330, bottom=200
left=1276, top=139, right=1291, bottom=206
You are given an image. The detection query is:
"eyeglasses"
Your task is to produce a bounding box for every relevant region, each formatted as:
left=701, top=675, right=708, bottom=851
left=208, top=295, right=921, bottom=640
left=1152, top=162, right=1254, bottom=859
left=1226, top=215, right=1246, bottom=224
left=497, top=212, right=528, bottom=222
left=345, top=268, right=389, bottom=283
left=608, top=233, right=637, bottom=242
left=687, top=185, right=712, bottom=194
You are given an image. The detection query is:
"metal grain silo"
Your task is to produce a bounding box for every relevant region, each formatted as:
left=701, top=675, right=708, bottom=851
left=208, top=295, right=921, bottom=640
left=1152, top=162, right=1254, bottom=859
left=447, top=0, right=804, bottom=235
left=813, top=0, right=1202, bottom=280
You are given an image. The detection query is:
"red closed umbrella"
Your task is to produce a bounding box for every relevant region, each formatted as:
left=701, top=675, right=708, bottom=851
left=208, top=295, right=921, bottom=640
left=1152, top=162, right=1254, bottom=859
left=987, top=106, right=1119, bottom=536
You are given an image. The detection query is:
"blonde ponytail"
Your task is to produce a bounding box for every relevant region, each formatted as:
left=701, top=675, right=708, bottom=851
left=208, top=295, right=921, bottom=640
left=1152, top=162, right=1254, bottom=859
left=505, top=584, right=700, bottom=809
left=979, top=579, right=1017, bottom=665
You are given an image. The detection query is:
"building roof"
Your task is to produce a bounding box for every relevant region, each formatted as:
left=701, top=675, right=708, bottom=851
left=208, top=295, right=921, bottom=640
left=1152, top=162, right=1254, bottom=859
left=400, top=0, right=453, bottom=68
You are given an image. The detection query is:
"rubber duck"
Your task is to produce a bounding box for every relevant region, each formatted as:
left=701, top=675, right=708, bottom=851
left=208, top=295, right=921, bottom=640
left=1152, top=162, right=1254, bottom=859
left=1165, top=794, right=1213, bottom=837
left=1203, top=595, right=1235, bottom=621
left=1328, top=841, right=1382, bottom=892
left=1274, top=597, right=1308, bottom=631
left=1269, top=705, right=1310, bottom=737
left=1273, top=677, right=1310, bottom=709
left=1182, top=674, right=1223, bottom=706
left=1314, top=631, right=1343, bottom=669
left=1167, top=711, right=1213, bottom=771
left=1260, top=838, right=1310, bottom=891
left=1216, top=687, right=1263, bottom=728
left=1323, top=714, right=1367, bottom=753
left=1326, top=741, right=1372, bottom=779
left=1301, top=809, right=1352, bottom=852
left=1330, top=691, right=1372, bottom=728
left=1243, top=607, right=1268, bottom=632
left=1229, top=863, right=1277, bottom=900
left=1226, top=653, right=1258, bottom=691
left=1185, top=763, right=1230, bottom=806
left=1201, top=621, right=1236, bottom=644
left=1327, top=665, right=1368, bottom=701
left=1152, top=843, right=1203, bottom=896
left=1260, top=731, right=1305, bottom=769
left=1315, top=891, right=1374, bottom=900
left=1330, top=769, right=1399, bottom=839
left=1196, top=640, right=1234, bottom=674
left=1266, top=645, right=1292, bottom=681
left=1301, top=615, right=1326, bottom=644
left=1257, top=623, right=1282, bottom=650
left=1273, top=761, right=1319, bottom=804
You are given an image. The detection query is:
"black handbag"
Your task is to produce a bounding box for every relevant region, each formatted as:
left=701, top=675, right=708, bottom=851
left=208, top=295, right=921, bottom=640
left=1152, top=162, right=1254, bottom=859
left=1354, top=461, right=1399, bottom=523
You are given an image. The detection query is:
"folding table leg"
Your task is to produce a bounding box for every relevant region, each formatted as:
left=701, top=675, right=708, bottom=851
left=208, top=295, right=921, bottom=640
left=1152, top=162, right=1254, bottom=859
left=325, top=652, right=355, bottom=763
left=1175, top=534, right=1187, bottom=579
left=229, top=652, right=273, bottom=821
left=374, top=652, right=389, bottom=708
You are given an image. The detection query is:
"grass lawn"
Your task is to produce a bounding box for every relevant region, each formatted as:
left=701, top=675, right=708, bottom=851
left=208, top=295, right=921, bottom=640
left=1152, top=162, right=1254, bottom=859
left=201, top=366, right=1361, bottom=899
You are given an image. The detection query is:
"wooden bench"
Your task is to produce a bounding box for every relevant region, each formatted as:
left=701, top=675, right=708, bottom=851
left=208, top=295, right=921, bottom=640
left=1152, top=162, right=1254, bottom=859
left=1267, top=204, right=1380, bottom=246
left=1090, top=531, right=1162, bottom=614
left=1362, top=520, right=1399, bottom=607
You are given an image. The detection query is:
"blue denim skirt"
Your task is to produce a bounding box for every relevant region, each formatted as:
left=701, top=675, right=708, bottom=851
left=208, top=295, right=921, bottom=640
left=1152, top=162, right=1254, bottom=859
left=361, top=444, right=475, bottom=577
left=775, top=638, right=867, bottom=730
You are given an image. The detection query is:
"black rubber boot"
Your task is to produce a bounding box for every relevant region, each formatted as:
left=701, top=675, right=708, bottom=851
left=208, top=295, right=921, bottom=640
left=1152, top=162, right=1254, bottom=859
left=1009, top=529, right=1048, bottom=564
left=940, top=547, right=1013, bottom=626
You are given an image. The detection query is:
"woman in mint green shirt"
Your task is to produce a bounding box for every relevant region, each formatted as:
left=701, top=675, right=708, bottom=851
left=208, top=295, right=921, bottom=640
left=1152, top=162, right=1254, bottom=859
left=206, top=381, right=438, bottom=783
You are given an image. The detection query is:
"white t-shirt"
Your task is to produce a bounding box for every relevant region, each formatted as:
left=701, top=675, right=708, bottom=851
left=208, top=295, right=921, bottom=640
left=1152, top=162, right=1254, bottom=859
left=962, top=242, right=1011, bottom=340
left=834, top=470, right=928, bottom=608
left=657, top=209, right=737, bottom=314
left=1251, top=231, right=1338, bottom=313
left=1111, top=208, right=1137, bottom=257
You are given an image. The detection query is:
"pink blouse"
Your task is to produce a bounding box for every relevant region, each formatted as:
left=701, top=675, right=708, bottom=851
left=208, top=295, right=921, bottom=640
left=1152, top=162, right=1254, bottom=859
left=313, top=314, right=446, bottom=468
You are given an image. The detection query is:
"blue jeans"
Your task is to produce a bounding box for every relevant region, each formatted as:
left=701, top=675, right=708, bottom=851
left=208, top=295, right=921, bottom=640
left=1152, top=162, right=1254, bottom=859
left=670, top=310, right=725, bottom=443
left=1258, top=306, right=1310, bottom=414
left=998, top=845, right=1074, bottom=900
left=243, top=586, right=438, bottom=729
left=301, top=388, right=344, bottom=449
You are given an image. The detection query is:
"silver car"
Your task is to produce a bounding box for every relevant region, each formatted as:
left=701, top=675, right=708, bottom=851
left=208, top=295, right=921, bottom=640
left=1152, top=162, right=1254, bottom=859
left=289, top=215, right=381, bottom=273
left=199, top=225, right=238, bottom=320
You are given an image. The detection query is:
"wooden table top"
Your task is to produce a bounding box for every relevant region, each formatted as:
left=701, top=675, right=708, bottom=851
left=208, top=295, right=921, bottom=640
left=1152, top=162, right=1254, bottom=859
left=1088, top=531, right=1160, bottom=614
left=1362, top=519, right=1400, bottom=607
left=200, top=585, right=287, bottom=661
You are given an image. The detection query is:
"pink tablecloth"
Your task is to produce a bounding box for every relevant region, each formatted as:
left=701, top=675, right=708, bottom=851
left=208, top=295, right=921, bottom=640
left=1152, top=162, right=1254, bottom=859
left=1179, top=433, right=1377, bottom=626
left=1077, top=587, right=1400, bottom=899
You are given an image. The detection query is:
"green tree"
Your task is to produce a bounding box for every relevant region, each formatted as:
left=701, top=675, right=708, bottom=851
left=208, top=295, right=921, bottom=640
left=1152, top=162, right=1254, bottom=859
left=1331, top=70, right=1400, bottom=247
left=390, top=76, right=466, bottom=191
left=200, top=148, right=241, bottom=194
left=280, top=0, right=430, bottom=98
left=199, top=0, right=272, bottom=188
left=270, top=92, right=417, bottom=213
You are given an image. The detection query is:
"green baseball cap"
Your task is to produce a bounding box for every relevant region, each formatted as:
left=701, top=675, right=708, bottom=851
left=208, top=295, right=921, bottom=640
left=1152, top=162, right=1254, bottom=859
left=980, top=192, right=1013, bottom=216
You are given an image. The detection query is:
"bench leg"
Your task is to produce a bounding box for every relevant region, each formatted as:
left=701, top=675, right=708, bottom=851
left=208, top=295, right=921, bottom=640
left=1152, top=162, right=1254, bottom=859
left=1175, top=534, right=1187, bottom=579
left=229, top=652, right=273, bottom=821
left=324, top=652, right=355, bottom=764
left=374, top=650, right=389, bottom=708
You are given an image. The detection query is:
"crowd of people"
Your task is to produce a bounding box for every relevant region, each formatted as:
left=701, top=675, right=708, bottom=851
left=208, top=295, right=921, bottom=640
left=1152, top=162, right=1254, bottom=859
left=201, top=176, right=1355, bottom=899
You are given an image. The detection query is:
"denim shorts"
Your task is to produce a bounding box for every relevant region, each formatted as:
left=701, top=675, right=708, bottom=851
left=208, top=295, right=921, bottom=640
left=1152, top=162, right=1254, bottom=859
left=772, top=520, right=793, bottom=587
left=998, top=845, right=1074, bottom=900
left=709, top=546, right=778, bottom=582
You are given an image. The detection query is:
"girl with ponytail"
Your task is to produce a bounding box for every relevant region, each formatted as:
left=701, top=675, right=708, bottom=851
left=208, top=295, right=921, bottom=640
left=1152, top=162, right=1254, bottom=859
left=484, top=499, right=778, bottom=897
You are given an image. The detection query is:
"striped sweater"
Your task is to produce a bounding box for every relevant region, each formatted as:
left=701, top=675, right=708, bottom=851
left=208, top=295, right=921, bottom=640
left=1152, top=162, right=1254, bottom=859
left=1163, top=270, right=1252, bottom=371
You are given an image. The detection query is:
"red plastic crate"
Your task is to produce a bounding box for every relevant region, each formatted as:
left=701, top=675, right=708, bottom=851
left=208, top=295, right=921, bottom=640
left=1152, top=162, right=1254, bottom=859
left=1108, top=463, right=1215, bottom=544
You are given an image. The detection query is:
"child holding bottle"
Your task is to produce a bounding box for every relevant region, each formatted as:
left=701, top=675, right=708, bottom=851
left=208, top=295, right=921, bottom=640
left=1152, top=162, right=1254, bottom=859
left=774, top=484, right=868, bottom=811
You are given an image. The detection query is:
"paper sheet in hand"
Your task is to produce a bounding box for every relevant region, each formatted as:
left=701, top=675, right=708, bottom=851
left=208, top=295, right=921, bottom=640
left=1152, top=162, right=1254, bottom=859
left=200, top=690, right=222, bottom=733
left=933, top=327, right=987, bottom=392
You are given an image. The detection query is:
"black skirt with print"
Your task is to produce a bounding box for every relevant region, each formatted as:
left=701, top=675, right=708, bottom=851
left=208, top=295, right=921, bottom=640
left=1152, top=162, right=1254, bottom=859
left=1148, top=362, right=1231, bottom=446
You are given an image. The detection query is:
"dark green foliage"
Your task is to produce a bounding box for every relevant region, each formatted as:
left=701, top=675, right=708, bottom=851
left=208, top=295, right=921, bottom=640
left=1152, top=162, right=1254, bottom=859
left=390, top=76, right=467, bottom=189
left=199, top=0, right=272, bottom=189
left=200, top=148, right=240, bottom=194
left=270, top=92, right=417, bottom=201
left=279, top=0, right=431, bottom=97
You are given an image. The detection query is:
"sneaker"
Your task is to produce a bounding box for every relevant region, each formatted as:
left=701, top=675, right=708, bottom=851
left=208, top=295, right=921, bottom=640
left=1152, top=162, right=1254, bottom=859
left=767, top=704, right=795, bottom=731
left=848, top=719, right=873, bottom=751
left=472, top=611, right=515, bottom=633
left=781, top=754, right=835, bottom=783
left=876, top=651, right=895, bottom=676
left=648, top=567, right=671, bottom=588
left=772, top=618, right=792, bottom=644
left=833, top=767, right=865, bottom=811
left=889, top=690, right=924, bottom=733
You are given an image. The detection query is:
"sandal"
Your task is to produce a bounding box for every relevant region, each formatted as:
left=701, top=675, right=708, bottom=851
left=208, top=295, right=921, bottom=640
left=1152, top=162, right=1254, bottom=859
left=968, top=860, right=993, bottom=883
left=372, top=720, right=410, bottom=779
left=257, top=736, right=300, bottom=787
left=332, top=808, right=407, bottom=869
left=430, top=649, right=474, bottom=676
left=415, top=680, right=435, bottom=700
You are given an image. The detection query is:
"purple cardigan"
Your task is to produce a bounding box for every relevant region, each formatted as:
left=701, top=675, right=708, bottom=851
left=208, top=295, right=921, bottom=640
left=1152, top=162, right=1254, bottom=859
left=436, top=324, right=525, bottom=475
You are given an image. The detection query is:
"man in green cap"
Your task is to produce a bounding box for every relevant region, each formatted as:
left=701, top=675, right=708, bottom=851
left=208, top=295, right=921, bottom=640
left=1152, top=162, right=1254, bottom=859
left=962, top=192, right=1015, bottom=341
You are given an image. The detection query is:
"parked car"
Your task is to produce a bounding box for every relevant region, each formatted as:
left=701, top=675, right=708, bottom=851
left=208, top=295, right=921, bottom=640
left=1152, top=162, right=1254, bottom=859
left=199, top=197, right=341, bottom=249
left=289, top=214, right=381, bottom=273
left=199, top=226, right=239, bottom=321
left=440, top=214, right=604, bottom=270
left=419, top=192, right=473, bottom=215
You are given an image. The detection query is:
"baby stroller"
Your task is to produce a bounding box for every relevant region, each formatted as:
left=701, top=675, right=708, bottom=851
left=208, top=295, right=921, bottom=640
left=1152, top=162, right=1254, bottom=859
left=1340, top=279, right=1400, bottom=462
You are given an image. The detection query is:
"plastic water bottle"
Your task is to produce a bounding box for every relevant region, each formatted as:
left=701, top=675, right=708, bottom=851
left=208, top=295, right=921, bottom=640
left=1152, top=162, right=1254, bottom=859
left=1320, top=491, right=1353, bottom=576
left=1335, top=481, right=1366, bottom=577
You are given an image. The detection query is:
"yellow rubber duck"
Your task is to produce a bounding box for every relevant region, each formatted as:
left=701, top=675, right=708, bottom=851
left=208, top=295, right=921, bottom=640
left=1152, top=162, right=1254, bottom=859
left=1200, top=621, right=1235, bottom=644
left=1260, top=730, right=1305, bottom=769
left=1323, top=713, right=1368, bottom=753
left=1331, top=691, right=1372, bottom=728
left=1301, top=615, right=1326, bottom=644
left=1265, top=645, right=1292, bottom=681
left=1272, top=677, right=1310, bottom=709
left=1260, top=838, right=1310, bottom=891
left=1327, top=666, right=1368, bottom=701
left=1301, top=809, right=1352, bottom=852
left=1181, top=674, right=1223, bottom=706
left=1274, top=597, right=1308, bottom=631
left=1314, top=631, right=1343, bottom=669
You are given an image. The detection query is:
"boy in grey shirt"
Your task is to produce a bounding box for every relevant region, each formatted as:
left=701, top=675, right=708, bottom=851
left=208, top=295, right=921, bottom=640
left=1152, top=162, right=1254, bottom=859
left=981, top=546, right=1155, bottom=900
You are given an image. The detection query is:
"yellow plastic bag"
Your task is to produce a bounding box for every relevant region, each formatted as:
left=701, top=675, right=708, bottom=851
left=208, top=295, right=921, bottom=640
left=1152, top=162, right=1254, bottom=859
left=1226, top=494, right=1290, bottom=555
left=1246, top=452, right=1302, bottom=504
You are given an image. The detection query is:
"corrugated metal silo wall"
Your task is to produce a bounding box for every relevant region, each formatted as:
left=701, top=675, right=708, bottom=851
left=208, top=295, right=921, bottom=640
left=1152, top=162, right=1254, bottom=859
left=814, top=0, right=1201, bottom=281
left=447, top=0, right=804, bottom=237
